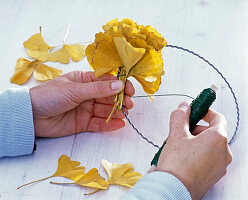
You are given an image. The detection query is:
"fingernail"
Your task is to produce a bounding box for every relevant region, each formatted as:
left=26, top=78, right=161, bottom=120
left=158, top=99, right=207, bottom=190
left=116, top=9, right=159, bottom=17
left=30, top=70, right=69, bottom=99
left=178, top=101, right=189, bottom=108
left=111, top=80, right=124, bottom=91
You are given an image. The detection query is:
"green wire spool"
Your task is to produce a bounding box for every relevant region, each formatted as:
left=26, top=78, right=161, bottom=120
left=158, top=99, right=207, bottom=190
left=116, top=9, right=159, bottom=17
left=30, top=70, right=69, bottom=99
left=150, top=85, right=217, bottom=167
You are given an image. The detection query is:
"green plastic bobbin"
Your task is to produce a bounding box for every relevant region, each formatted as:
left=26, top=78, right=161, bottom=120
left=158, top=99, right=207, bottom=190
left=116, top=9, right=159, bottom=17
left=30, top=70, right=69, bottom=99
left=150, top=85, right=217, bottom=167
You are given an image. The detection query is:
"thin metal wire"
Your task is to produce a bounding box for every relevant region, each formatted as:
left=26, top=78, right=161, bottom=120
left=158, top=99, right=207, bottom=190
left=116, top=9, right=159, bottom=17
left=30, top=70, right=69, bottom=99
left=133, top=94, right=194, bottom=100
left=119, top=44, right=240, bottom=147
left=122, top=107, right=160, bottom=149
left=166, top=44, right=240, bottom=145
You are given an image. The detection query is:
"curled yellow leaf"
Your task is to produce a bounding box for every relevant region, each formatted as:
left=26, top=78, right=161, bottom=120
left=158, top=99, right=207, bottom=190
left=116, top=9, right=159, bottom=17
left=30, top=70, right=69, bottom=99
left=102, top=159, right=143, bottom=187
left=64, top=44, right=86, bottom=62
left=48, top=44, right=86, bottom=64
left=86, top=40, right=122, bottom=78
left=10, top=58, right=62, bottom=85
left=113, top=37, right=145, bottom=73
left=10, top=58, right=35, bottom=85
left=24, top=32, right=53, bottom=62
left=33, top=62, right=62, bottom=81
left=48, top=47, right=70, bottom=64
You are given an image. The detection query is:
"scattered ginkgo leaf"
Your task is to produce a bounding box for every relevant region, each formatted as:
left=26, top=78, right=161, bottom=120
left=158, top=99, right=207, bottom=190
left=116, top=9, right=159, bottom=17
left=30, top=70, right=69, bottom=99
left=17, top=155, right=85, bottom=189
left=48, top=44, right=86, bottom=64
left=50, top=168, right=109, bottom=195
left=10, top=58, right=62, bottom=85
left=33, top=62, right=62, bottom=81
left=10, top=57, right=35, bottom=85
left=23, top=28, right=53, bottom=62
left=102, top=159, right=143, bottom=187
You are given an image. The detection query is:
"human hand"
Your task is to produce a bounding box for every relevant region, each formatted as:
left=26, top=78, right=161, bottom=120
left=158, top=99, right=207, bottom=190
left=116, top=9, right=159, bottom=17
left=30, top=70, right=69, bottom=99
left=29, top=71, right=134, bottom=137
left=156, top=101, right=232, bottom=200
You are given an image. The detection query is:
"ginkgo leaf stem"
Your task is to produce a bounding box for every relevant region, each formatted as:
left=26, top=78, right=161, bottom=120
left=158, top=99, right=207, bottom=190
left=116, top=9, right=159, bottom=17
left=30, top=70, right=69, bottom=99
left=17, top=175, right=53, bottom=190
left=50, top=182, right=103, bottom=195
left=50, top=181, right=75, bottom=185
left=63, top=24, right=71, bottom=45
left=52, top=41, right=92, bottom=48
left=84, top=189, right=102, bottom=195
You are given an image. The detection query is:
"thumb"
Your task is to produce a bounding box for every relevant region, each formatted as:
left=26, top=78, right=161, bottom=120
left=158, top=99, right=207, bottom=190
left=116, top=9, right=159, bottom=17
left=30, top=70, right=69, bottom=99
left=169, top=101, right=191, bottom=137
left=70, top=80, right=124, bottom=102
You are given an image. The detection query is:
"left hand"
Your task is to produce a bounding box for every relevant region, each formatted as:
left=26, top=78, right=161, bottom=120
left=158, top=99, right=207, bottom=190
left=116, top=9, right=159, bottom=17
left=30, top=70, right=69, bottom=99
left=30, top=71, right=135, bottom=137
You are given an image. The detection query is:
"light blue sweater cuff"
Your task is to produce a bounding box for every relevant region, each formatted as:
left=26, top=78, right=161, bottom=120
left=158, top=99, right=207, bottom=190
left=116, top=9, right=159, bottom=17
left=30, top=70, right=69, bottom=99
left=0, top=88, right=35, bottom=158
left=121, top=171, right=192, bottom=200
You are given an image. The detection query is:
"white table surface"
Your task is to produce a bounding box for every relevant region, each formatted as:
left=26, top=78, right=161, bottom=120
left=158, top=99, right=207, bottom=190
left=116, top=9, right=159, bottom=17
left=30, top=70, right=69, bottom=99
left=0, top=0, right=247, bottom=199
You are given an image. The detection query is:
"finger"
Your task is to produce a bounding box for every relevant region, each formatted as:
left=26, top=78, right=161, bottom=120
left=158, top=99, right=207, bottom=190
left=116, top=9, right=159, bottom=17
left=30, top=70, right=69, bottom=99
left=87, top=117, right=126, bottom=132
left=63, top=71, right=135, bottom=96
left=95, top=95, right=134, bottom=109
left=169, top=101, right=191, bottom=137
left=93, top=103, right=128, bottom=119
left=69, top=80, right=124, bottom=102
left=203, top=109, right=227, bottom=136
left=62, top=71, right=117, bottom=83
left=123, top=96, right=134, bottom=109
left=125, top=80, right=135, bottom=97
left=191, top=125, right=208, bottom=136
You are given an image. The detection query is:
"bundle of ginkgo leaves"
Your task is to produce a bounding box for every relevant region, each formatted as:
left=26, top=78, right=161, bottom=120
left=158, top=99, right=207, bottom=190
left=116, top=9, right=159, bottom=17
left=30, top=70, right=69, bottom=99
left=86, top=18, right=167, bottom=121
left=10, top=26, right=86, bottom=85
left=17, top=155, right=143, bottom=195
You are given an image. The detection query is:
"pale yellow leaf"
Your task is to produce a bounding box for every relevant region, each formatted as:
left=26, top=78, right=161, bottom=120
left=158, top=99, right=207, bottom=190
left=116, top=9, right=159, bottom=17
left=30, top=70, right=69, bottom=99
left=17, top=155, right=85, bottom=189
left=33, top=62, right=62, bottom=81
left=52, top=155, right=85, bottom=181
left=64, top=44, right=86, bottom=62
left=86, top=40, right=122, bottom=78
left=48, top=47, right=70, bottom=64
left=102, top=159, right=142, bottom=187
left=24, top=33, right=53, bottom=62
left=10, top=57, right=34, bottom=85
left=113, top=37, right=145, bottom=74
left=74, top=168, right=109, bottom=189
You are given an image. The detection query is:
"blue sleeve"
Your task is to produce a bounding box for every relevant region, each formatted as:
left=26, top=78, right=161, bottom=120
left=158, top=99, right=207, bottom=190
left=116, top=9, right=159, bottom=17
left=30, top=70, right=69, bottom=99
left=0, top=88, right=35, bottom=158
left=121, top=171, right=192, bottom=200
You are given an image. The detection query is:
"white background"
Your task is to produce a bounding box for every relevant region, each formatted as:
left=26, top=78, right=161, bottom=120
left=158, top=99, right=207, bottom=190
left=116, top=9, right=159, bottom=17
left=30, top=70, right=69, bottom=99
left=0, top=0, right=247, bottom=199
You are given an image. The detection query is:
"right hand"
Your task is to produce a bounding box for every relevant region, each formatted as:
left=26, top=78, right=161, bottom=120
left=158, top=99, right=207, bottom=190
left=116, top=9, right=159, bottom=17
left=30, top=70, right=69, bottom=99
left=156, top=101, right=232, bottom=200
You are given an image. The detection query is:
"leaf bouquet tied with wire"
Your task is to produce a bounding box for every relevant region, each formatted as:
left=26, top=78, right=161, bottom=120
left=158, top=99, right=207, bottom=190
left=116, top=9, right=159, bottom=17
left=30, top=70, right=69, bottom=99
left=86, top=18, right=167, bottom=122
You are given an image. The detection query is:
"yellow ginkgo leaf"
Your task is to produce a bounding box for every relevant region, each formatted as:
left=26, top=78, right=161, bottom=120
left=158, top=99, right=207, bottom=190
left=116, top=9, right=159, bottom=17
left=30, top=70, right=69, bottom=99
left=51, top=155, right=85, bottom=181
left=102, top=159, right=143, bottom=187
left=50, top=168, right=109, bottom=195
left=24, top=32, right=53, bottom=62
left=51, top=168, right=109, bottom=190
left=33, top=62, right=62, bottom=81
left=17, top=155, right=85, bottom=189
left=48, top=47, right=70, bottom=64
left=64, top=44, right=86, bottom=62
left=113, top=37, right=145, bottom=73
left=10, top=57, right=35, bottom=85
left=133, top=75, right=162, bottom=96
left=48, top=44, right=86, bottom=64
left=75, top=168, right=109, bottom=189
left=86, top=40, right=122, bottom=78
left=128, top=49, right=163, bottom=78
left=10, top=58, right=63, bottom=85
